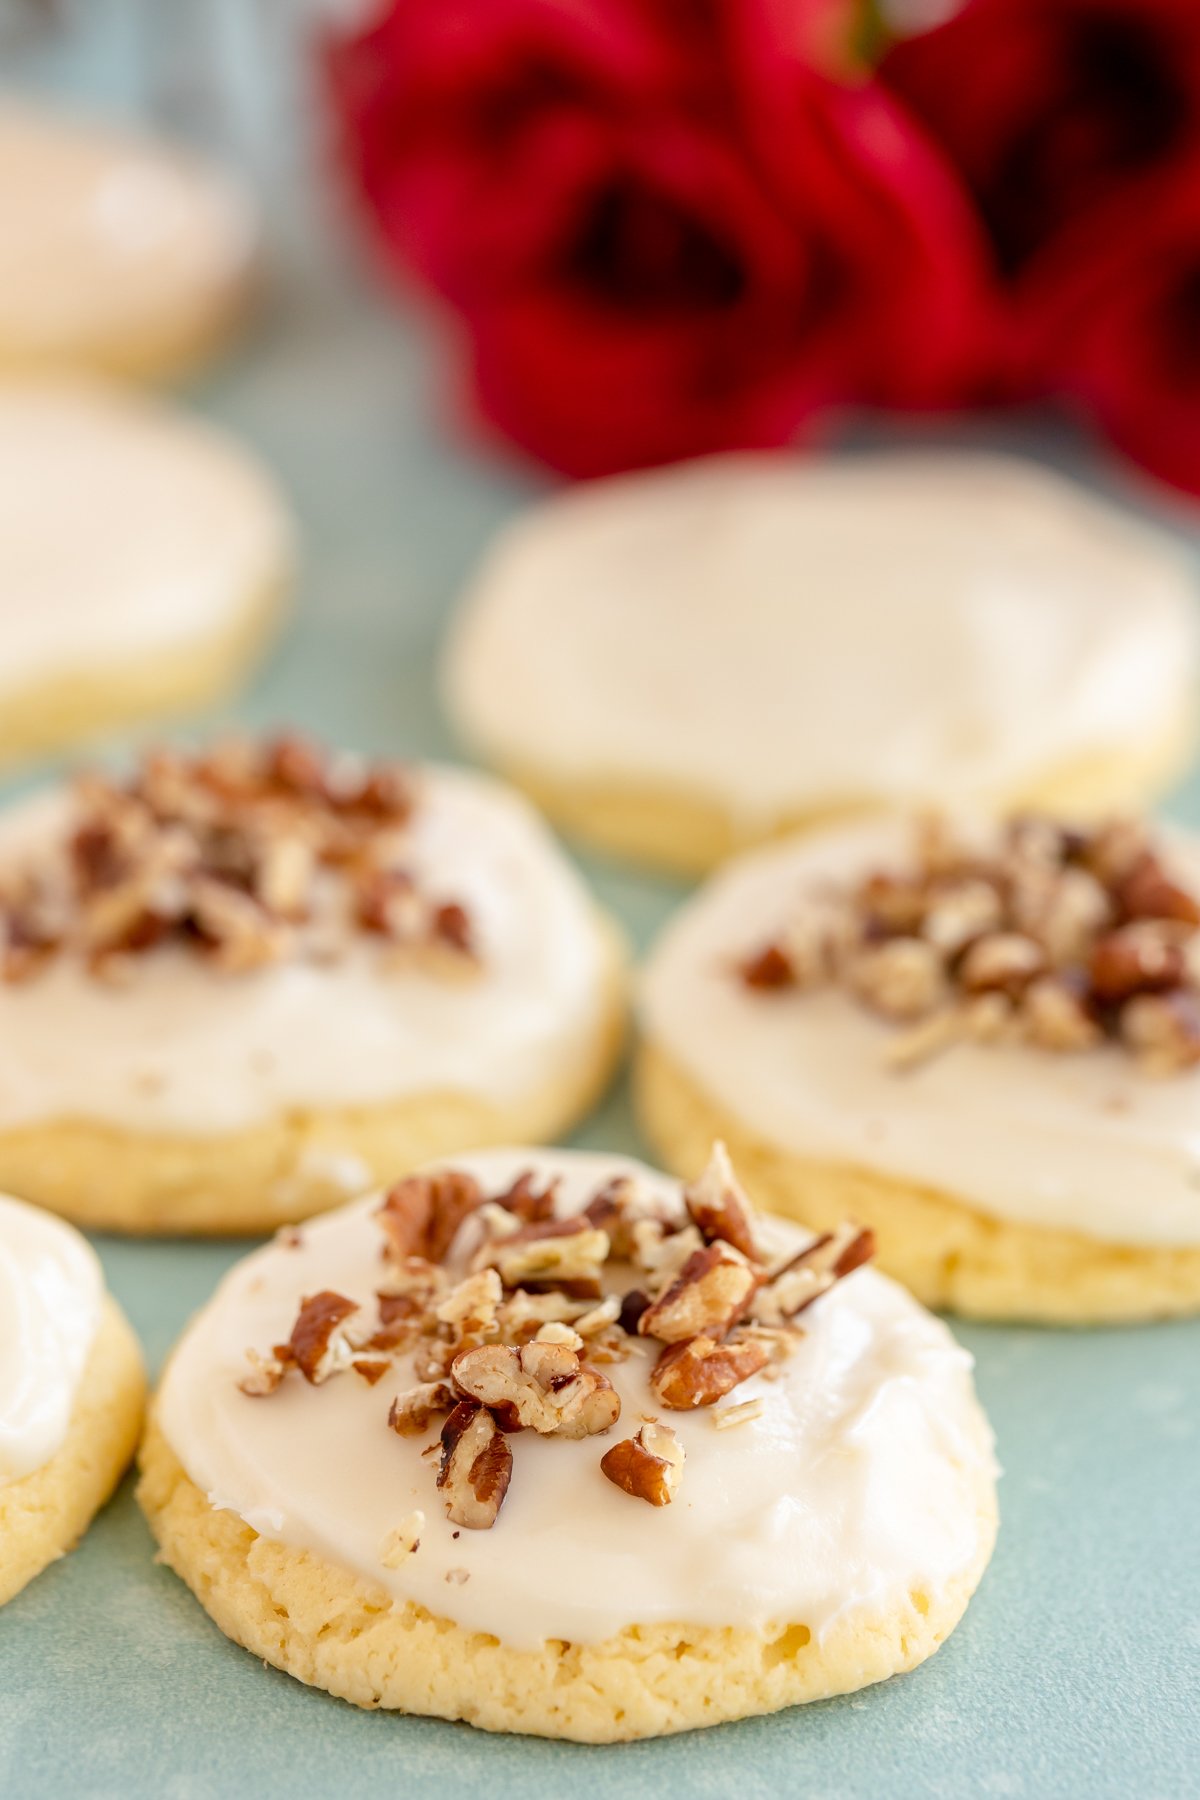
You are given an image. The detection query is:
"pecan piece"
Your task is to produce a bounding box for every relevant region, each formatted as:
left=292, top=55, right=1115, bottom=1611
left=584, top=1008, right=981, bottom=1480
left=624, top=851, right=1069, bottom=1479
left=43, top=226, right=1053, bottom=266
left=637, top=1242, right=758, bottom=1344
left=848, top=937, right=946, bottom=1022
left=600, top=1422, right=685, bottom=1506
left=752, top=1224, right=874, bottom=1326
left=649, top=1333, right=769, bottom=1410
left=376, top=1169, right=483, bottom=1264
left=683, top=1141, right=760, bottom=1261
left=450, top=1342, right=620, bottom=1437
left=487, top=1216, right=610, bottom=1294
left=957, top=932, right=1045, bottom=998
left=1089, top=924, right=1185, bottom=1002
left=436, top=1401, right=513, bottom=1529
left=1115, top=854, right=1200, bottom=927
left=388, top=1380, right=456, bottom=1436
left=1120, top=991, right=1200, bottom=1073
left=279, top=1290, right=360, bottom=1384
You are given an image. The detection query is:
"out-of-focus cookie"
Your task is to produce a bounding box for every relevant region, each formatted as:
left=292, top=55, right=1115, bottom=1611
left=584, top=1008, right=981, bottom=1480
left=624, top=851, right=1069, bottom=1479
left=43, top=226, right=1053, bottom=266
left=0, top=104, right=256, bottom=380
left=639, top=811, right=1200, bottom=1321
left=0, top=735, right=624, bottom=1234
left=0, top=381, right=291, bottom=767
left=1, top=1193, right=145, bottom=1607
left=139, top=1144, right=997, bottom=1739
left=444, top=452, right=1199, bottom=873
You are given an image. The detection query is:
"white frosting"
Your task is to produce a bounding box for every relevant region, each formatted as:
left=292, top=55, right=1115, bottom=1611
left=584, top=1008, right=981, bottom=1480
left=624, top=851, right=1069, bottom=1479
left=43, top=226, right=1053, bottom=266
left=0, top=1192, right=103, bottom=1486
left=641, top=821, right=1200, bottom=1248
left=0, top=105, right=255, bottom=361
left=0, top=767, right=613, bottom=1135
left=0, top=381, right=291, bottom=699
left=445, top=452, right=1199, bottom=822
left=156, top=1148, right=995, bottom=1649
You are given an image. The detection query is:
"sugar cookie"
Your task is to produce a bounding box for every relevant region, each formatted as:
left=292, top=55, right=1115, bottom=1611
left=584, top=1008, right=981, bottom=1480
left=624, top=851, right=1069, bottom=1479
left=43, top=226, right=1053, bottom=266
left=140, top=1145, right=997, bottom=1739
left=1, top=1193, right=144, bottom=1606
left=0, top=737, right=624, bottom=1233
left=445, top=453, right=1198, bottom=872
left=639, top=812, right=1200, bottom=1321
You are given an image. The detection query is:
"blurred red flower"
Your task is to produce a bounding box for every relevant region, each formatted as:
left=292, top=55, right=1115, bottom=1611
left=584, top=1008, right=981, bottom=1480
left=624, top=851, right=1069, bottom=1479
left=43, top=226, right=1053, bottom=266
left=326, top=0, right=991, bottom=476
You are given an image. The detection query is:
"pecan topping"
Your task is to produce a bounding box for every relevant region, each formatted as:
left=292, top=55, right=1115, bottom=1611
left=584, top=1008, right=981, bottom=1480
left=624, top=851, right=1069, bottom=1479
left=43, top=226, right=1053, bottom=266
left=638, top=1243, right=758, bottom=1344
left=752, top=1224, right=874, bottom=1327
left=377, top=1170, right=483, bottom=1265
left=649, top=1333, right=769, bottom=1410
left=738, top=812, right=1200, bottom=1074
left=450, top=1342, right=620, bottom=1438
left=437, top=1400, right=513, bottom=1529
left=600, top=1422, right=685, bottom=1506
left=683, top=1141, right=759, bottom=1260
left=282, top=1290, right=360, bottom=1384
left=0, top=736, right=478, bottom=986
left=388, top=1381, right=456, bottom=1436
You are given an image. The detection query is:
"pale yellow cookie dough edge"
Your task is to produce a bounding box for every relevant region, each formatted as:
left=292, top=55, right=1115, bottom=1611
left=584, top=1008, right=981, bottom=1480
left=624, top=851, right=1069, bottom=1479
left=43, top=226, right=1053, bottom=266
left=1, top=1294, right=146, bottom=1608
left=137, top=1408, right=996, bottom=1742
left=0, top=918, right=627, bottom=1235
left=636, top=1037, right=1200, bottom=1324
left=466, top=708, right=1197, bottom=876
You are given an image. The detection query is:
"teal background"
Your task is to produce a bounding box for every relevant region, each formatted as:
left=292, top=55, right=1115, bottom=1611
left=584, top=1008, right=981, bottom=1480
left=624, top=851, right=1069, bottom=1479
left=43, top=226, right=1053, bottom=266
left=1, top=26, right=1199, bottom=1798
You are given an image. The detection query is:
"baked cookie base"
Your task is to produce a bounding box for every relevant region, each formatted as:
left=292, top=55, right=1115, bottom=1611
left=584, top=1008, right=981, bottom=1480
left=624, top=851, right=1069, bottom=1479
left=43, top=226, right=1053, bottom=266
left=138, top=1417, right=997, bottom=1742
left=1, top=1295, right=145, bottom=1607
left=0, top=938, right=626, bottom=1235
left=0, top=574, right=284, bottom=774
left=636, top=1039, right=1200, bottom=1325
left=486, top=711, right=1197, bottom=876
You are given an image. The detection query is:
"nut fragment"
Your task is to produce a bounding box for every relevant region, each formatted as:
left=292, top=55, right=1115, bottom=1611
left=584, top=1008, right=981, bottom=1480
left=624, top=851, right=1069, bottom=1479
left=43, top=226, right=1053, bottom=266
left=649, top=1332, right=769, bottom=1409
left=848, top=938, right=946, bottom=1021
left=436, top=1400, right=513, bottom=1529
left=487, top=1217, right=610, bottom=1294
left=957, top=932, right=1044, bottom=997
left=1120, top=991, right=1200, bottom=1073
left=638, top=1243, right=758, bottom=1344
left=600, top=1422, right=685, bottom=1506
left=1089, top=924, right=1185, bottom=1002
left=388, top=1380, right=456, bottom=1436
left=377, top=1170, right=483, bottom=1265
left=380, top=1510, right=425, bottom=1566
left=752, top=1224, right=874, bottom=1327
left=451, top=1342, right=620, bottom=1437
left=282, top=1290, right=360, bottom=1385
left=683, top=1141, right=759, bottom=1260
left=1022, top=976, right=1101, bottom=1051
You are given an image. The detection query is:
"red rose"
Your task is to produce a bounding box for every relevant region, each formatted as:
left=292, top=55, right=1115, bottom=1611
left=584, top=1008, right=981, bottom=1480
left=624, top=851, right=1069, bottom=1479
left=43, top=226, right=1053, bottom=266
left=1021, top=154, right=1200, bottom=494
left=327, top=0, right=991, bottom=476
left=882, top=0, right=1200, bottom=380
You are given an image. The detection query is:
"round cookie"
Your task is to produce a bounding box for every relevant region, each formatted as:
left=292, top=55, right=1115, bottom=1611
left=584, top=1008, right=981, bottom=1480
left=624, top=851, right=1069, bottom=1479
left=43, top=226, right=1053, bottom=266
left=139, top=1145, right=997, bottom=1740
left=0, top=381, right=291, bottom=768
left=0, top=737, right=625, bottom=1234
left=639, top=812, right=1200, bottom=1322
left=444, top=452, right=1199, bottom=874
left=1, top=1193, right=145, bottom=1607
left=0, top=104, right=256, bottom=381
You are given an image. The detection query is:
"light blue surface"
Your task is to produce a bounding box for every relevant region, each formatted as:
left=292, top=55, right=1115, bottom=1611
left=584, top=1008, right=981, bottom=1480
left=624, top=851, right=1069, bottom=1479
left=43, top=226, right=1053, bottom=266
left=1, top=55, right=1199, bottom=1800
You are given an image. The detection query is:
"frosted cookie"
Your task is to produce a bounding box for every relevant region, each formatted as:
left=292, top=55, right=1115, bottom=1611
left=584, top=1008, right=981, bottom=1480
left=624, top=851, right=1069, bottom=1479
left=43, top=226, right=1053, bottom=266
left=639, top=812, right=1200, bottom=1322
left=0, top=736, right=624, bottom=1234
left=444, top=453, right=1199, bottom=873
left=0, top=104, right=256, bottom=380
left=138, top=1144, right=997, bottom=1740
left=1, top=1193, right=145, bottom=1606
left=0, top=381, right=291, bottom=767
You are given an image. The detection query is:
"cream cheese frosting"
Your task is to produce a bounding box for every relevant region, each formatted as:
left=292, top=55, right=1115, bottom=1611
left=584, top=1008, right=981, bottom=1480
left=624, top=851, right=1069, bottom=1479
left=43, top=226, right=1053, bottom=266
left=0, top=1193, right=103, bottom=1486
left=641, top=821, right=1200, bottom=1248
left=0, top=105, right=255, bottom=365
left=156, top=1148, right=996, bottom=1650
left=444, top=451, right=1199, bottom=822
left=0, top=380, right=291, bottom=701
left=0, top=767, right=612, bottom=1135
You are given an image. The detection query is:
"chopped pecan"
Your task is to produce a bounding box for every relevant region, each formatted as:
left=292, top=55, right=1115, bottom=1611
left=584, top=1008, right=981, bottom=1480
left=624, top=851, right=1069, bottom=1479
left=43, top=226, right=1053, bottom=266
left=278, top=1290, right=360, bottom=1384
left=1022, top=975, right=1102, bottom=1052
left=752, top=1224, right=874, bottom=1326
left=434, top=1268, right=502, bottom=1336
left=958, top=931, right=1045, bottom=997
left=649, top=1332, right=769, bottom=1410
left=638, top=1243, right=758, bottom=1344
left=1120, top=991, right=1200, bottom=1073
left=1089, top=924, right=1185, bottom=1002
left=451, top=1342, right=620, bottom=1437
left=377, top=1170, right=484, bottom=1265
left=436, top=1400, right=513, bottom=1529
left=1115, top=853, right=1200, bottom=926
left=740, top=941, right=795, bottom=990
left=493, top=1170, right=559, bottom=1224
left=848, top=937, right=946, bottom=1021
left=388, top=1380, right=456, bottom=1436
left=380, top=1509, right=425, bottom=1566
left=683, top=1141, right=760, bottom=1261
left=600, top=1422, right=685, bottom=1506
left=238, top=1348, right=290, bottom=1397
left=487, top=1216, right=610, bottom=1294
